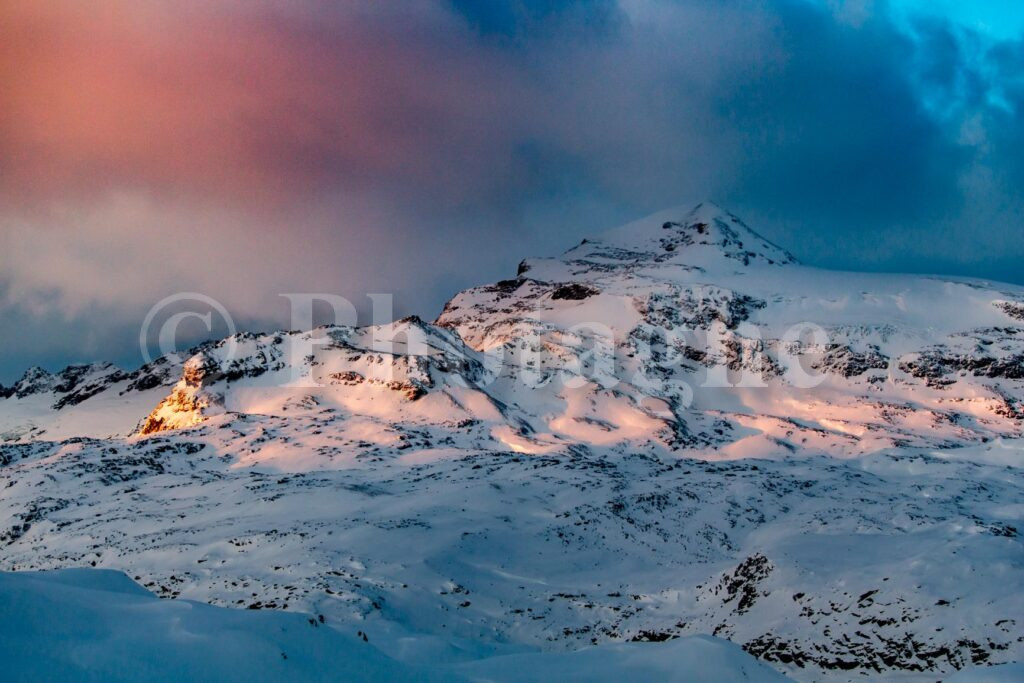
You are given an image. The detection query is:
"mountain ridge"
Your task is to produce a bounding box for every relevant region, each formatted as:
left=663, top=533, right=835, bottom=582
left=3, top=203, right=1023, bottom=456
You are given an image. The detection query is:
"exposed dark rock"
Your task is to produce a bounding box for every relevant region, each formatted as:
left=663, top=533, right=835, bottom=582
left=995, top=300, right=1024, bottom=321
left=901, top=350, right=1024, bottom=384
left=743, top=632, right=999, bottom=674
left=551, top=284, right=599, bottom=301
left=53, top=376, right=125, bottom=410
left=385, top=380, right=427, bottom=401
left=713, top=554, right=773, bottom=615
left=815, top=345, right=889, bottom=378
left=122, top=360, right=177, bottom=393
left=630, top=630, right=678, bottom=642
left=490, top=280, right=522, bottom=294
left=12, top=367, right=55, bottom=398
left=643, top=287, right=766, bottom=331
left=329, top=371, right=365, bottom=386
left=51, top=367, right=85, bottom=393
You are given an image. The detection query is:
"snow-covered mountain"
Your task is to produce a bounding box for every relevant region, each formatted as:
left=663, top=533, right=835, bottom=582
left=5, top=203, right=1022, bottom=455
left=1, top=203, right=1022, bottom=680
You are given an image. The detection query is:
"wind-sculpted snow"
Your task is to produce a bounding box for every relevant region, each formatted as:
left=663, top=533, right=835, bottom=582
left=1, top=203, right=1022, bottom=679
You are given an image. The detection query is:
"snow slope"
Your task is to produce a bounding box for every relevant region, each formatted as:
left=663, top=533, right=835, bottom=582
left=1, top=432, right=1021, bottom=680
left=0, top=568, right=786, bottom=682
left=0, top=568, right=420, bottom=682
left=1, top=203, right=1022, bottom=680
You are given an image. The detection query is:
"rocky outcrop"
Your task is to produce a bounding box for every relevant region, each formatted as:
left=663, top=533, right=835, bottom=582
left=995, top=299, right=1024, bottom=321
left=814, top=344, right=889, bottom=378
left=900, top=350, right=1024, bottom=384
left=137, top=353, right=226, bottom=435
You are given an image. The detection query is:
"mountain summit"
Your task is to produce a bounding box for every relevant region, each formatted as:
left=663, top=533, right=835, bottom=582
left=591, top=201, right=797, bottom=268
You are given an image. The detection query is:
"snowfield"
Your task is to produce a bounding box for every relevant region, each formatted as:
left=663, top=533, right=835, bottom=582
left=1, top=569, right=786, bottom=682
left=1, top=204, right=1022, bottom=680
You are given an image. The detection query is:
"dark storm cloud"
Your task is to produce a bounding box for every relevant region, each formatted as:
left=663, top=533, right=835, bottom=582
left=987, top=38, right=1024, bottom=184
left=0, top=0, right=1021, bottom=382
left=725, top=5, right=967, bottom=224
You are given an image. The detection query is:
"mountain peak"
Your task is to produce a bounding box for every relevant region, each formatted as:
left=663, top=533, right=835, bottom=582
left=686, top=200, right=731, bottom=222
left=10, top=366, right=56, bottom=399
left=586, top=202, right=797, bottom=269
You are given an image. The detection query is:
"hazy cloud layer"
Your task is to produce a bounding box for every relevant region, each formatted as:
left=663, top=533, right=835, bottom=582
left=1, top=0, right=1022, bottom=381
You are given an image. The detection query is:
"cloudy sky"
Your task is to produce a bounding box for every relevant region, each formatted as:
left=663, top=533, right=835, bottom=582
left=1, top=0, right=1022, bottom=382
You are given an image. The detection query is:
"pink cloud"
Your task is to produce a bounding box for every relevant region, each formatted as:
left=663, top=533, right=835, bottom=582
left=0, top=1, right=538, bottom=209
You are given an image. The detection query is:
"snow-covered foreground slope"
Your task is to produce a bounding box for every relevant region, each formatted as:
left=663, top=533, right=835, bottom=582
left=0, top=568, right=417, bottom=682
left=0, top=568, right=786, bottom=682
left=1, top=433, right=1021, bottom=680
left=1, top=203, right=1022, bottom=679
